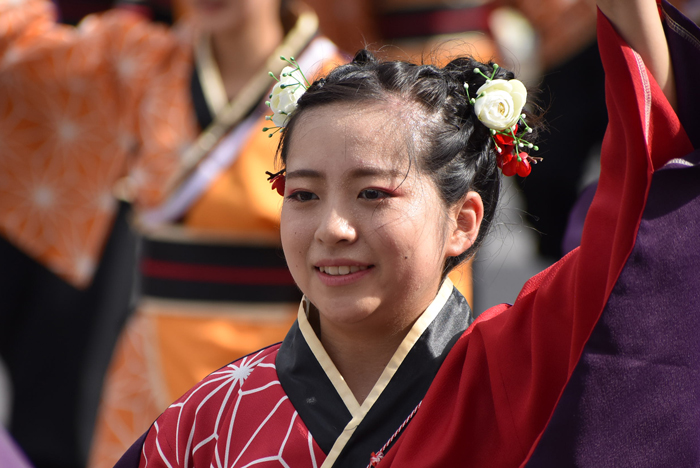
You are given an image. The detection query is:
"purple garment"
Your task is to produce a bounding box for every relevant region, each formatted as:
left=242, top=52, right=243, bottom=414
left=114, top=431, right=148, bottom=468
left=527, top=3, right=700, bottom=465
left=0, top=427, right=33, bottom=468
left=562, top=181, right=597, bottom=255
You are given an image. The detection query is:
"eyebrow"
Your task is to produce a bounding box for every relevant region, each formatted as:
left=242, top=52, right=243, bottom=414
left=349, top=167, right=405, bottom=179
left=285, top=166, right=405, bottom=181
left=285, top=169, right=323, bottom=180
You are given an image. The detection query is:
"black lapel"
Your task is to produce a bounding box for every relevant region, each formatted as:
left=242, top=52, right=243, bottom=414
left=276, top=321, right=353, bottom=454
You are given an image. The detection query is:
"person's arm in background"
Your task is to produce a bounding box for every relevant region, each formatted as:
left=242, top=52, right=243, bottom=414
left=0, top=0, right=179, bottom=287
left=597, top=0, right=676, bottom=109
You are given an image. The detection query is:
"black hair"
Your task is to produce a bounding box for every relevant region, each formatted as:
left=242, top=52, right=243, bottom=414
left=278, top=49, right=541, bottom=276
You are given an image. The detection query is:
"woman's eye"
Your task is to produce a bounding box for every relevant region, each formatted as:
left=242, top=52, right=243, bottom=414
left=359, top=189, right=389, bottom=200
left=288, top=191, right=318, bottom=202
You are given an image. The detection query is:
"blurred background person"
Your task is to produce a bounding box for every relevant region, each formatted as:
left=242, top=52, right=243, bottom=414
left=52, top=0, right=113, bottom=24
left=374, top=0, right=499, bottom=65
left=0, top=0, right=342, bottom=467
left=0, top=3, right=168, bottom=467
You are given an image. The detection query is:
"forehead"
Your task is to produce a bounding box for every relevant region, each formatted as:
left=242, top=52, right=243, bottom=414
left=285, top=101, right=419, bottom=173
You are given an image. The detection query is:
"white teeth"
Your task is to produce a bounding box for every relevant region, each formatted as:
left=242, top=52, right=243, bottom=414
left=320, top=265, right=368, bottom=276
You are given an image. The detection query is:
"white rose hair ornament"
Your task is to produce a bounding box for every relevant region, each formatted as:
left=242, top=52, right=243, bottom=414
left=262, top=56, right=311, bottom=195
left=465, top=64, right=541, bottom=177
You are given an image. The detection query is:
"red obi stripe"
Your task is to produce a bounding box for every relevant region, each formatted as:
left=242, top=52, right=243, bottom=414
left=141, top=259, right=295, bottom=286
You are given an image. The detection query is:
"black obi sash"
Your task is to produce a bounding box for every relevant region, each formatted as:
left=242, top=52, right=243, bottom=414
left=140, top=236, right=301, bottom=304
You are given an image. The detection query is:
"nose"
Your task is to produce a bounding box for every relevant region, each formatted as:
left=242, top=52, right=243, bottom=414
left=314, top=206, right=357, bottom=245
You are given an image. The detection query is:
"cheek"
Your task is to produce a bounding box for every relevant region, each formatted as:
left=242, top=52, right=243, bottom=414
left=371, top=212, right=428, bottom=260
left=280, top=208, right=312, bottom=268
left=280, top=212, right=298, bottom=260
left=377, top=202, right=449, bottom=268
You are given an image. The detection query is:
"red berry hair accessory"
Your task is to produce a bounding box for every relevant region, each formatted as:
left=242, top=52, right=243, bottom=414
left=464, top=64, right=542, bottom=177
left=265, top=169, right=286, bottom=196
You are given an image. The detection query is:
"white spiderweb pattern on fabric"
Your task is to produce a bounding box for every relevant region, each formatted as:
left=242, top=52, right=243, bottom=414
left=143, top=346, right=324, bottom=468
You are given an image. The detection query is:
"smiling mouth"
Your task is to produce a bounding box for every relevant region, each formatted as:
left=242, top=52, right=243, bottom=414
left=317, top=265, right=370, bottom=276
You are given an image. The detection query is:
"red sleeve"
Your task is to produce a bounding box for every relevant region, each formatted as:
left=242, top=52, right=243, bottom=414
left=382, top=7, right=694, bottom=468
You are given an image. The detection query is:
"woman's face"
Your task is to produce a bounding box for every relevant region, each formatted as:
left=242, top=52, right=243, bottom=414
left=281, top=102, right=460, bottom=337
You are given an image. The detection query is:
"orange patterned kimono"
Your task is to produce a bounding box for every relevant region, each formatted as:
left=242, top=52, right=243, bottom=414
left=0, top=0, right=191, bottom=288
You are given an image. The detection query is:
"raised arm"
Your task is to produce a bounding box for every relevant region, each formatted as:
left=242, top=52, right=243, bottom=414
left=597, top=0, right=676, bottom=108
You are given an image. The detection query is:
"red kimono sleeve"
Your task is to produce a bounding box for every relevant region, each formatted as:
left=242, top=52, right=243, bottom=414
left=381, top=5, right=694, bottom=467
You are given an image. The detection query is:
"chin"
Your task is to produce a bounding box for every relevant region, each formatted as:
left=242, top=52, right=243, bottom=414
left=315, top=297, right=380, bottom=326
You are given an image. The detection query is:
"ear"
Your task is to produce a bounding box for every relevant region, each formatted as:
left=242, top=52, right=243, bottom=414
left=444, top=191, right=484, bottom=258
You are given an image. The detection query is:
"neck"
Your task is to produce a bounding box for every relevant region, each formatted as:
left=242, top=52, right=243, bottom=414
left=210, top=10, right=284, bottom=100
left=313, top=311, right=420, bottom=405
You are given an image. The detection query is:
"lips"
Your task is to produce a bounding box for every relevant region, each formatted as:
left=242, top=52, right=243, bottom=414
left=314, top=261, right=374, bottom=286
left=318, top=265, right=369, bottom=276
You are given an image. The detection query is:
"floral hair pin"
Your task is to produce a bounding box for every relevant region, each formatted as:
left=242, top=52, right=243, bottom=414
left=262, top=56, right=310, bottom=138
left=263, top=57, right=311, bottom=195
left=464, top=64, right=541, bottom=177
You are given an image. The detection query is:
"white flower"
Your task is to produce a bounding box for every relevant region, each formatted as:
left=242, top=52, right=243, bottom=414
left=473, top=79, right=527, bottom=131
left=269, top=66, right=307, bottom=127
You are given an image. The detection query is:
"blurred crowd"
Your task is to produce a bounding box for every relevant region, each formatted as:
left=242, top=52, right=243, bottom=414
left=1, top=0, right=698, bottom=467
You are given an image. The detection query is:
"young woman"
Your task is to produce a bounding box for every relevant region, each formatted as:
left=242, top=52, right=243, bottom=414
left=0, top=0, right=343, bottom=465
left=117, top=0, right=700, bottom=466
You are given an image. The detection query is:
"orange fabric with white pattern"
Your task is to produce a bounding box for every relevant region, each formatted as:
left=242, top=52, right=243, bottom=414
left=0, top=0, right=195, bottom=287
